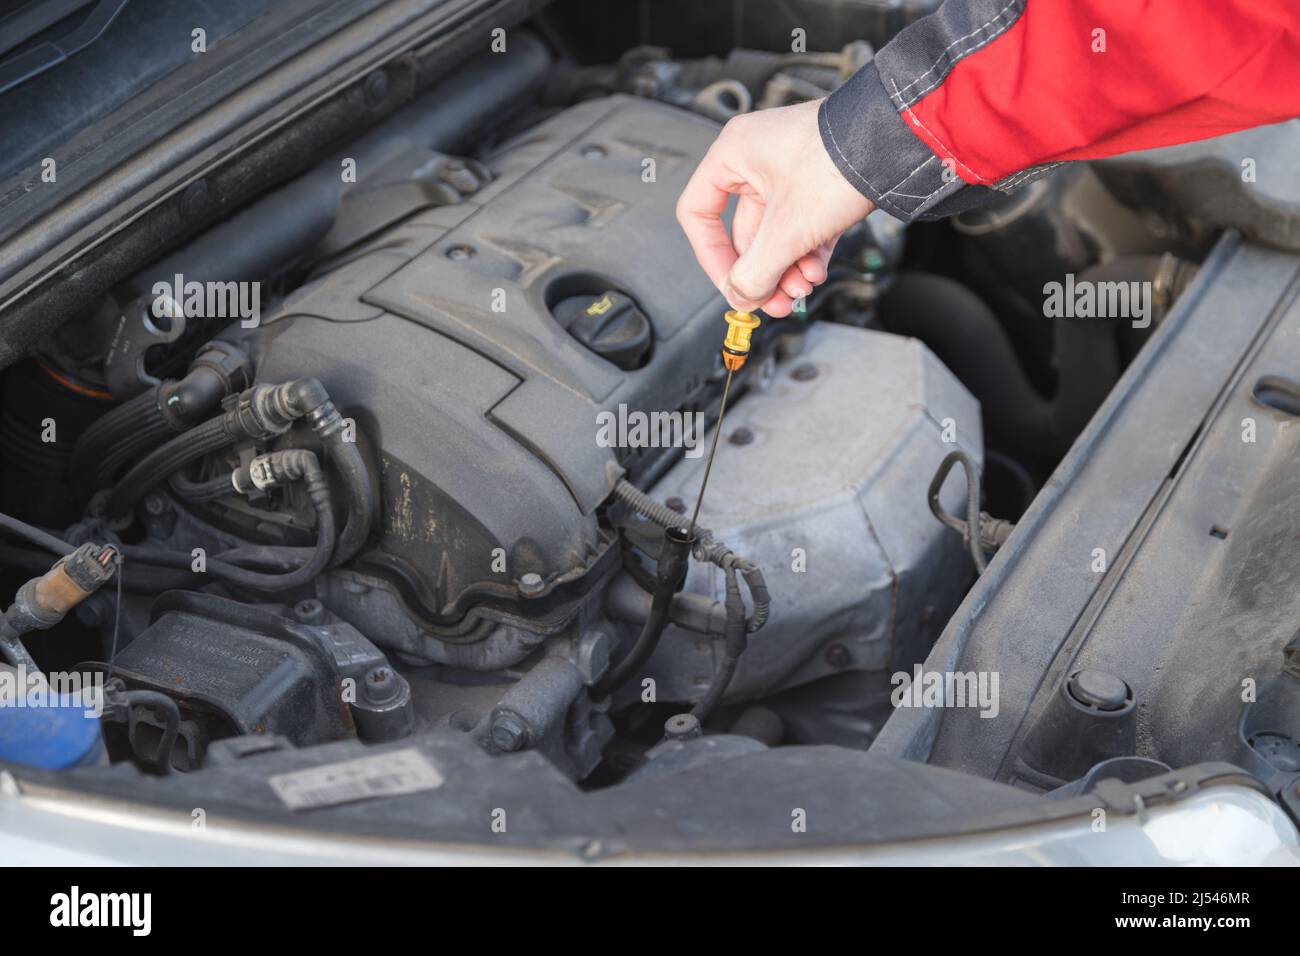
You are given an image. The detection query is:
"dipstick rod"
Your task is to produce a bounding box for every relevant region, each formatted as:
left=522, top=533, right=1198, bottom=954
left=687, top=367, right=734, bottom=537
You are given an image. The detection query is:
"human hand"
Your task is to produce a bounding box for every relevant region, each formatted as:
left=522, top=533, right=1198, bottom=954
left=676, top=98, right=875, bottom=318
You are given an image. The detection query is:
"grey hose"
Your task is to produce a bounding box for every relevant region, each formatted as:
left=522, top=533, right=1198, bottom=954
left=928, top=449, right=988, bottom=573
left=0, top=510, right=74, bottom=556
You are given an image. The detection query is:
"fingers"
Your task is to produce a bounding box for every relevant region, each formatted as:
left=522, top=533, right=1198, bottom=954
left=760, top=288, right=797, bottom=318
left=796, top=242, right=835, bottom=285
left=730, top=193, right=764, bottom=257
left=724, top=206, right=807, bottom=312
left=675, top=147, right=744, bottom=291
left=779, top=265, right=812, bottom=301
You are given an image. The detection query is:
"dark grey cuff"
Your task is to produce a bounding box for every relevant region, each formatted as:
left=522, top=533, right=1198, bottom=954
left=819, top=61, right=998, bottom=223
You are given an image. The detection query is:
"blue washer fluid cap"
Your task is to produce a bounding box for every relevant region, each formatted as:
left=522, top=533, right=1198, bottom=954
left=0, top=681, right=105, bottom=770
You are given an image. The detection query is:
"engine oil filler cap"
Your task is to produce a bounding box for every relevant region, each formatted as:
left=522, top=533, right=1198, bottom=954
left=553, top=290, right=652, bottom=370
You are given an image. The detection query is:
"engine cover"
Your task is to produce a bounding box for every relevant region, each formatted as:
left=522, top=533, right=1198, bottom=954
left=249, top=96, right=728, bottom=639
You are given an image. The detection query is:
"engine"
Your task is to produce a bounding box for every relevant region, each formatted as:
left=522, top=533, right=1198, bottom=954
left=2, top=89, right=977, bottom=779
left=5, top=0, right=1297, bottom=864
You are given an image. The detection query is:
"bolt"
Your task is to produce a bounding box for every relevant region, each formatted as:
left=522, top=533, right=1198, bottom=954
left=664, top=713, right=702, bottom=741
left=791, top=363, right=818, bottom=382
left=518, top=572, right=545, bottom=598
left=294, top=598, right=324, bottom=624
left=729, top=426, right=754, bottom=446
left=665, top=496, right=686, bottom=514
left=490, top=712, right=530, bottom=752
left=363, top=666, right=400, bottom=704
left=446, top=244, right=476, bottom=261
left=824, top=642, right=851, bottom=669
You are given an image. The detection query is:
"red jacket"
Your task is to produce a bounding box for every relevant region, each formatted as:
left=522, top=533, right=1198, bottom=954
left=821, top=0, right=1300, bottom=220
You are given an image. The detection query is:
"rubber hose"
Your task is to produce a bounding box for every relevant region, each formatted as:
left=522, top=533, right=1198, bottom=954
left=323, top=434, right=372, bottom=565
left=613, top=478, right=770, bottom=633
left=71, top=387, right=158, bottom=465
left=594, top=526, right=694, bottom=700
left=691, top=564, right=747, bottom=720
left=168, top=469, right=234, bottom=502
left=71, top=388, right=174, bottom=499
left=91, top=413, right=177, bottom=494
left=881, top=259, right=1193, bottom=463
left=105, top=416, right=234, bottom=518
left=927, top=449, right=988, bottom=573
left=126, top=451, right=334, bottom=592
left=0, top=510, right=73, bottom=555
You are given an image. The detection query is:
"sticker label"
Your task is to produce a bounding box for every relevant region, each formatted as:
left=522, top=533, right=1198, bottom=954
left=269, top=748, right=443, bottom=811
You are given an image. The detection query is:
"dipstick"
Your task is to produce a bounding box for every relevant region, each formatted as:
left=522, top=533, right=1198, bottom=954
left=687, top=310, right=760, bottom=536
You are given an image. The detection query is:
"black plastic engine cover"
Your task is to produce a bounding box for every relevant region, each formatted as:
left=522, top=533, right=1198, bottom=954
left=114, top=592, right=414, bottom=748
left=248, top=96, right=725, bottom=623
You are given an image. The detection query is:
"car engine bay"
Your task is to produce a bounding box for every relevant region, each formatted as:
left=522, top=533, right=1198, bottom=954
left=1, top=0, right=1298, bottom=855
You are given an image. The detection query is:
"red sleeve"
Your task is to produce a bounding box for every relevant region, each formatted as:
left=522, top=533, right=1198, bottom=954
left=820, top=0, right=1300, bottom=220
left=909, top=0, right=1300, bottom=185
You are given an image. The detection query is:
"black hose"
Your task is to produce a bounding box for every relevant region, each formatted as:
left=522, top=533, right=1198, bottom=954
left=90, top=413, right=179, bottom=496
left=105, top=378, right=333, bottom=519
left=106, top=415, right=235, bottom=518
left=71, top=344, right=248, bottom=501
left=0, top=510, right=73, bottom=556
left=594, top=525, right=695, bottom=700
left=880, top=273, right=1057, bottom=461
left=144, top=451, right=334, bottom=592
left=168, top=468, right=234, bottom=502
left=879, top=258, right=1195, bottom=465
left=70, top=388, right=167, bottom=497
left=691, top=564, right=747, bottom=721
left=308, top=403, right=373, bottom=565
left=0, top=543, right=197, bottom=592
left=612, top=479, right=770, bottom=633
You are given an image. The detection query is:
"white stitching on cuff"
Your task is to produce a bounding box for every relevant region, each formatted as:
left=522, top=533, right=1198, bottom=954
left=820, top=105, right=917, bottom=219
left=995, top=161, right=1068, bottom=191
left=881, top=155, right=937, bottom=199
left=888, top=0, right=1023, bottom=107
left=891, top=79, right=991, bottom=185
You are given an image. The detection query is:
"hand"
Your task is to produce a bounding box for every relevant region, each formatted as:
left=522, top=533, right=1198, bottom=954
left=676, top=98, right=875, bottom=318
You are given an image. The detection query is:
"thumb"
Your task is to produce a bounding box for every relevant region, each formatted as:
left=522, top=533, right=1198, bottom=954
left=722, top=209, right=804, bottom=312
